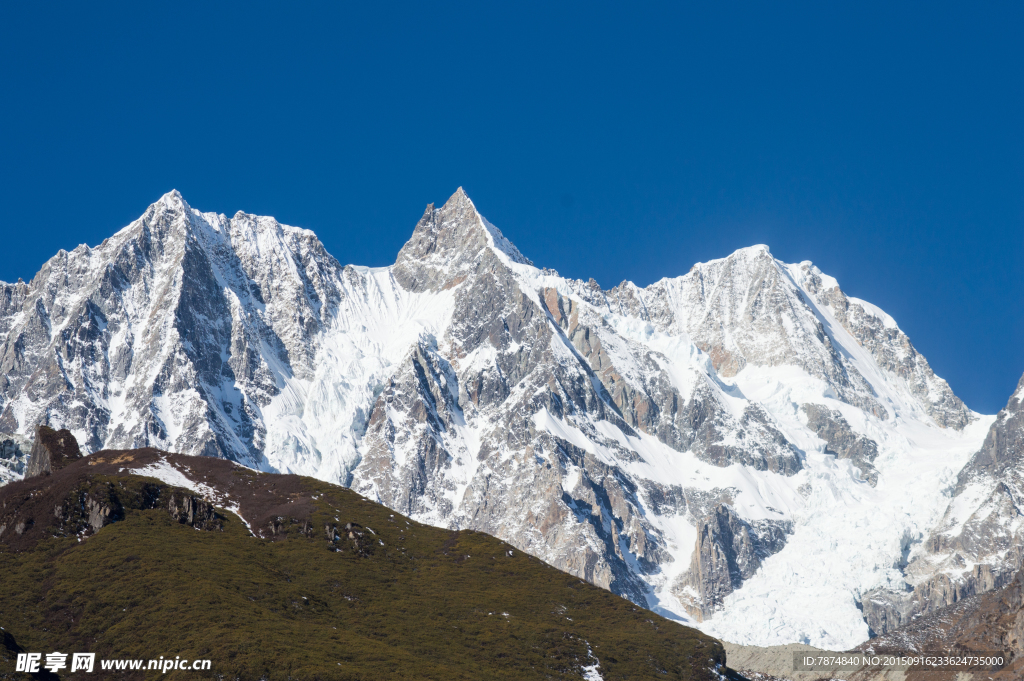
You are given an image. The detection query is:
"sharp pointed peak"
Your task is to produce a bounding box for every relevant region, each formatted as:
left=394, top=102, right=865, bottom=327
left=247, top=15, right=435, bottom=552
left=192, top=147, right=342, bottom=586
left=155, top=189, right=192, bottom=214
left=437, top=186, right=477, bottom=216
left=394, top=188, right=533, bottom=287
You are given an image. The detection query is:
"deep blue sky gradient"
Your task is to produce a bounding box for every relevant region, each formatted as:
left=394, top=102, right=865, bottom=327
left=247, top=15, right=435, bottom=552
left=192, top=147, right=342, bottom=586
left=1, top=2, right=1021, bottom=413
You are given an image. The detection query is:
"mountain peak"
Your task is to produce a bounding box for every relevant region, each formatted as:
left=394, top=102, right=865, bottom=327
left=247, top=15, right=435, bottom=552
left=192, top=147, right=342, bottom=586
left=156, top=189, right=191, bottom=213
left=393, top=188, right=532, bottom=290
left=438, top=187, right=532, bottom=266
left=445, top=185, right=474, bottom=209
left=727, top=244, right=773, bottom=261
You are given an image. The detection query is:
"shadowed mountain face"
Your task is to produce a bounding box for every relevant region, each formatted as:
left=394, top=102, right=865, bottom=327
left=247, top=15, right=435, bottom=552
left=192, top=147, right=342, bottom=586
left=0, top=188, right=993, bottom=648
left=0, top=437, right=736, bottom=681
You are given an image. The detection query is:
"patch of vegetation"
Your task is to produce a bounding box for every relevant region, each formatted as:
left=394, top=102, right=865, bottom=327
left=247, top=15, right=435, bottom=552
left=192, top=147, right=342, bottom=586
left=0, top=472, right=731, bottom=680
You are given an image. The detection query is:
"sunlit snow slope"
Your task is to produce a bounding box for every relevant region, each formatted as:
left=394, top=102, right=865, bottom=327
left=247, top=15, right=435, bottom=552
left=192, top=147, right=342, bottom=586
left=0, top=188, right=995, bottom=649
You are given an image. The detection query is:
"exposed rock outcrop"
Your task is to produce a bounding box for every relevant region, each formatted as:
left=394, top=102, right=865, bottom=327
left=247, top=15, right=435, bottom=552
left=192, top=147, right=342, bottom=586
left=51, top=476, right=163, bottom=537
left=801, top=404, right=879, bottom=485
left=863, top=562, right=1014, bottom=637
left=857, top=568, right=1024, bottom=680
left=676, top=504, right=792, bottom=620
left=0, top=432, right=28, bottom=482
left=167, top=491, right=223, bottom=531
left=25, top=425, right=82, bottom=478
left=0, top=431, right=226, bottom=544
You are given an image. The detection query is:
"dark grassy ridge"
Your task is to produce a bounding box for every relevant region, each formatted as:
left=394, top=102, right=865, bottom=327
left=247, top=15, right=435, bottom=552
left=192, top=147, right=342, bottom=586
left=0, top=452, right=735, bottom=680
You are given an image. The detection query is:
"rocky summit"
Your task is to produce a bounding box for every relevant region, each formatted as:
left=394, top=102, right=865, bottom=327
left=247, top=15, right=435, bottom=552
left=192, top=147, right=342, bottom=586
left=0, top=188, right=1010, bottom=649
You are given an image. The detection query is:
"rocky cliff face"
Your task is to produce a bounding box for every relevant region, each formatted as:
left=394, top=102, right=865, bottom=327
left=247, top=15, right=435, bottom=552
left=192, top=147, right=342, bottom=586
left=801, top=404, right=880, bottom=485
left=864, top=373, right=1024, bottom=636
left=678, top=504, right=792, bottom=621
left=24, top=425, right=82, bottom=477
left=0, top=433, right=28, bottom=483
left=857, top=567, right=1024, bottom=680
left=0, top=188, right=993, bottom=649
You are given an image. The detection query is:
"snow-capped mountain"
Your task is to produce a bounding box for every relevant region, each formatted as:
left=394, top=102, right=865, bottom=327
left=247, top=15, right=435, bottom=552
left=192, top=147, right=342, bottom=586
left=0, top=189, right=998, bottom=648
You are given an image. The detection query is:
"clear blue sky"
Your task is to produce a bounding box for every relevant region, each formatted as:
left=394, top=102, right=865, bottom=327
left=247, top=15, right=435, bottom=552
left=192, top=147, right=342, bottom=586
left=1, top=2, right=1021, bottom=414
